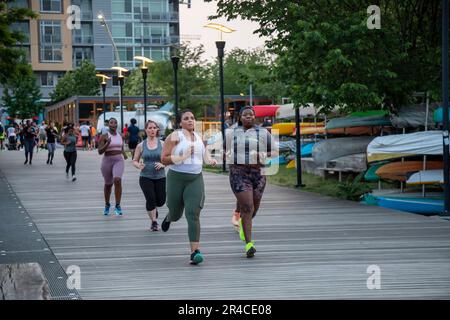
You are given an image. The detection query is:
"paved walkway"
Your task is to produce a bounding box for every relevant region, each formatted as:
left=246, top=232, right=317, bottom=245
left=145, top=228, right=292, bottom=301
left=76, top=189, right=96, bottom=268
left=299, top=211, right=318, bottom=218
left=1, top=148, right=450, bottom=299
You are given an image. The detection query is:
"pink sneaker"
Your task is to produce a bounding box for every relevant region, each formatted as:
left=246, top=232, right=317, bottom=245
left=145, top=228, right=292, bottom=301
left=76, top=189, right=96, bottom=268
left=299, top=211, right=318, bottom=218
left=231, top=211, right=240, bottom=228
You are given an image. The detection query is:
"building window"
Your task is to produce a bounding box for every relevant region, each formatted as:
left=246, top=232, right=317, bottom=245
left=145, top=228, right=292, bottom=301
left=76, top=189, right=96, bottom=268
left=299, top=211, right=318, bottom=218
left=72, top=23, right=93, bottom=44
left=39, top=20, right=62, bottom=62
left=8, top=0, right=29, bottom=8
left=73, top=47, right=93, bottom=68
left=40, top=72, right=57, bottom=87
left=11, top=21, right=30, bottom=43
left=40, top=0, right=62, bottom=13
left=112, top=0, right=132, bottom=13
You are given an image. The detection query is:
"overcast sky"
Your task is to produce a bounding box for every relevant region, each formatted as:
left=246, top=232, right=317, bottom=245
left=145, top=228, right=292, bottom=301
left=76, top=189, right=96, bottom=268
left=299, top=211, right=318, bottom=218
left=179, top=1, right=268, bottom=60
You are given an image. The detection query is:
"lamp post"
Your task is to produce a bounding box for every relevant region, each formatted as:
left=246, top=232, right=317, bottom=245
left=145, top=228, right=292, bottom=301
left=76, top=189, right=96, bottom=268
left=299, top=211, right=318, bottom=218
left=111, top=67, right=128, bottom=134
left=96, top=74, right=111, bottom=124
left=97, top=13, right=120, bottom=67
left=171, top=55, right=180, bottom=129
left=204, top=22, right=236, bottom=172
left=134, top=56, right=154, bottom=125
left=442, top=0, right=450, bottom=216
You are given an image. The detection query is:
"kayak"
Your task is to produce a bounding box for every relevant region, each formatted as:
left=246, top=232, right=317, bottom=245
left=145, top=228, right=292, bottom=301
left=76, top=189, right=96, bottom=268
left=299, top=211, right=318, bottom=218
left=363, top=194, right=443, bottom=216
left=272, top=122, right=325, bottom=135
left=367, top=131, right=443, bottom=163
left=375, top=161, right=443, bottom=182
left=407, top=170, right=444, bottom=185
left=364, top=162, right=387, bottom=182
left=313, top=136, right=375, bottom=165
left=326, top=114, right=391, bottom=130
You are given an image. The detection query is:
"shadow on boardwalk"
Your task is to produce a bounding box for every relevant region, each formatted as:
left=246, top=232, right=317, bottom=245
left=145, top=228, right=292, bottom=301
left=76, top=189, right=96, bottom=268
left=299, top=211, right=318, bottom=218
left=1, top=149, right=450, bottom=299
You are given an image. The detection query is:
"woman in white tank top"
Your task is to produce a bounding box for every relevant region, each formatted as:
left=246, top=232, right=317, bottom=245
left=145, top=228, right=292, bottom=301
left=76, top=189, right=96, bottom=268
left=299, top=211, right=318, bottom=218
left=161, top=110, right=217, bottom=265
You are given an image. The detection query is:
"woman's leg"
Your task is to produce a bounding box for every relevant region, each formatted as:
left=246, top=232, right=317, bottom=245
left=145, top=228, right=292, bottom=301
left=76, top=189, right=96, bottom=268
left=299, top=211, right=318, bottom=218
left=139, top=177, right=157, bottom=222
left=112, top=157, right=125, bottom=206
left=183, top=174, right=205, bottom=252
left=165, top=170, right=186, bottom=223
left=63, top=151, right=70, bottom=174
left=70, top=152, right=77, bottom=176
left=233, top=190, right=255, bottom=243
left=101, top=157, right=113, bottom=205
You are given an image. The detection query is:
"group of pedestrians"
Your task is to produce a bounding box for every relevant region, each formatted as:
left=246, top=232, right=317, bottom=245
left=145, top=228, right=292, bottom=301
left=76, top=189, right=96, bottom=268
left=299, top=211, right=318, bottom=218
left=96, top=107, right=277, bottom=265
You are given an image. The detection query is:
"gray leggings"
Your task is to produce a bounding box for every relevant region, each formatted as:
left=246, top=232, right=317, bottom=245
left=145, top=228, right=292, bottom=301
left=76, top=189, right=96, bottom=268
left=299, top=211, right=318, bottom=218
left=166, top=170, right=205, bottom=242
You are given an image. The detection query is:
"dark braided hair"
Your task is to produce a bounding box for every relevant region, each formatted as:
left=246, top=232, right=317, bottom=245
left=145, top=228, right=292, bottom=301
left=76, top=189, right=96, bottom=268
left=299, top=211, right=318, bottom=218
left=238, top=106, right=255, bottom=126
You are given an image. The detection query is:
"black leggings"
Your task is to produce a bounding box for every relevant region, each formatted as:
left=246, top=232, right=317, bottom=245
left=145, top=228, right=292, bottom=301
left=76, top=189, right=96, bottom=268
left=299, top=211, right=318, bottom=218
left=139, top=177, right=166, bottom=211
left=64, top=151, right=77, bottom=175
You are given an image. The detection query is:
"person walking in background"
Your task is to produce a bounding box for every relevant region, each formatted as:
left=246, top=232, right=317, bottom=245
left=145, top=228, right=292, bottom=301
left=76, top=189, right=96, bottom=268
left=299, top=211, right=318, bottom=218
left=161, top=109, right=217, bottom=265
left=45, top=122, right=59, bottom=165
left=123, top=123, right=128, bottom=136
left=23, top=120, right=37, bottom=165
left=98, top=118, right=128, bottom=216
left=133, top=120, right=166, bottom=231
left=80, top=122, right=90, bottom=151
left=32, top=122, right=40, bottom=153
left=61, top=124, right=78, bottom=181
left=7, top=124, right=17, bottom=150
left=90, top=124, right=97, bottom=150
left=39, top=121, right=47, bottom=150
left=0, top=123, right=5, bottom=150
left=126, top=118, right=140, bottom=159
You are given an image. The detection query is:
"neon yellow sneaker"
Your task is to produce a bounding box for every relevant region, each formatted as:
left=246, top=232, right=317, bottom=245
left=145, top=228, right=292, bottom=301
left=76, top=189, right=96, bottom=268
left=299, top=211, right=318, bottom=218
left=245, top=242, right=256, bottom=258
left=239, top=219, right=245, bottom=242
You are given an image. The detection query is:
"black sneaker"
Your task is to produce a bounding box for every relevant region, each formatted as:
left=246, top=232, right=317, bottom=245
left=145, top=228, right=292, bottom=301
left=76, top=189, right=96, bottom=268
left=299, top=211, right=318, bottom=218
left=24, top=159, right=28, bottom=165
left=161, top=216, right=171, bottom=232
left=46, top=159, right=49, bottom=164
left=190, top=250, right=204, bottom=265
left=151, top=221, right=159, bottom=231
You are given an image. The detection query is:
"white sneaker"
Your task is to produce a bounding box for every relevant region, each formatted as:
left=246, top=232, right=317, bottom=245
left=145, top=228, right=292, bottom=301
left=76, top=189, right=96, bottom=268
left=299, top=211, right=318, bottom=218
left=72, top=175, right=77, bottom=182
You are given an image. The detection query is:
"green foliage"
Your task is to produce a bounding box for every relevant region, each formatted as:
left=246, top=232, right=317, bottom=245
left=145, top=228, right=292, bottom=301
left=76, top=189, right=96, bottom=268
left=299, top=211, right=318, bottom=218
left=2, top=64, right=42, bottom=119
left=209, top=47, right=288, bottom=102
left=0, top=1, right=37, bottom=85
left=209, top=0, right=445, bottom=113
left=50, top=60, right=100, bottom=103
left=337, top=172, right=372, bottom=201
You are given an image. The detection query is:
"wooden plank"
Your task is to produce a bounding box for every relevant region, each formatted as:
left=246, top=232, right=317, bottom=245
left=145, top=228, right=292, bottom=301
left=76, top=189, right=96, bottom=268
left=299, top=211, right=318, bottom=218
left=1, top=149, right=450, bottom=299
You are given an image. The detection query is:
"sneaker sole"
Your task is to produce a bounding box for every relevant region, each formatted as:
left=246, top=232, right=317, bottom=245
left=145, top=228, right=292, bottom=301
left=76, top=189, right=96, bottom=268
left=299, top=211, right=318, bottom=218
left=190, top=254, right=204, bottom=265
left=246, top=247, right=256, bottom=258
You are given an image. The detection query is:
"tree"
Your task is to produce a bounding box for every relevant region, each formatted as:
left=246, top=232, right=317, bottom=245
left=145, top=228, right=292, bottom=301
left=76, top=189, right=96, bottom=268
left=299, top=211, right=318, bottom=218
left=2, top=65, right=42, bottom=119
left=208, top=0, right=445, bottom=113
left=50, top=60, right=100, bottom=103
left=0, top=1, right=37, bottom=85
left=209, top=47, right=288, bottom=103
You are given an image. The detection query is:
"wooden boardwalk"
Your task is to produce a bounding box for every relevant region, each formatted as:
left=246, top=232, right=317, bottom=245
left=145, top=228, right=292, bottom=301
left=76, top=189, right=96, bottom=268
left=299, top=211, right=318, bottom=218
left=1, top=148, right=450, bottom=299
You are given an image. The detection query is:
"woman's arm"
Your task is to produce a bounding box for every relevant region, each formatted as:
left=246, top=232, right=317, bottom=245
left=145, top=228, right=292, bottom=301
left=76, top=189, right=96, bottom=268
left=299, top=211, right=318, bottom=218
left=132, top=143, right=144, bottom=169
left=161, top=132, right=191, bottom=165
left=97, top=134, right=110, bottom=155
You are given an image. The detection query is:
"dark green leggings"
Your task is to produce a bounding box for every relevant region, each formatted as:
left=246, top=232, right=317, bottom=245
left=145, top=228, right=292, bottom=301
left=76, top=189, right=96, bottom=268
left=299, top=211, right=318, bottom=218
left=166, top=170, right=205, bottom=242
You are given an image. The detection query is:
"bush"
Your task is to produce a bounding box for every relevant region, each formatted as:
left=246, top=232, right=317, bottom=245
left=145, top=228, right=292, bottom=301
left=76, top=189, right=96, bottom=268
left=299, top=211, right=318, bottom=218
left=336, top=172, right=372, bottom=201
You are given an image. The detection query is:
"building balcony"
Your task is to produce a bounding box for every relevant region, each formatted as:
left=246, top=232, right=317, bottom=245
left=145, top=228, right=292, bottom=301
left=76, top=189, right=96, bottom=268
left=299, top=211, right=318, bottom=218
left=72, top=34, right=93, bottom=45
left=134, top=36, right=179, bottom=45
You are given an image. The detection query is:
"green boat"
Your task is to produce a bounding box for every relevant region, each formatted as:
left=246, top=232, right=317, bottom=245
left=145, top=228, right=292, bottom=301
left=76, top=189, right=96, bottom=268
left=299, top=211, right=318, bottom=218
left=364, top=162, right=387, bottom=182
left=326, top=113, right=392, bottom=130
left=350, top=110, right=389, bottom=118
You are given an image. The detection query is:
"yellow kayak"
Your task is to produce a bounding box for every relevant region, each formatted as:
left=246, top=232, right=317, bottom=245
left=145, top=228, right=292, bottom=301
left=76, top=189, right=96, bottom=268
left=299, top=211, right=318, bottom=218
left=272, top=122, right=325, bottom=135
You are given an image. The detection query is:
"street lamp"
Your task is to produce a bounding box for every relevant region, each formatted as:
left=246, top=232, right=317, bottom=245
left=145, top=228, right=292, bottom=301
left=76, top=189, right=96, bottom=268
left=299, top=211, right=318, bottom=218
left=96, top=74, right=111, bottom=123
left=97, top=12, right=120, bottom=67
left=133, top=56, right=154, bottom=125
left=204, top=22, right=236, bottom=172
left=111, top=66, right=128, bottom=134
left=171, top=55, right=180, bottom=129
left=442, top=0, right=450, bottom=216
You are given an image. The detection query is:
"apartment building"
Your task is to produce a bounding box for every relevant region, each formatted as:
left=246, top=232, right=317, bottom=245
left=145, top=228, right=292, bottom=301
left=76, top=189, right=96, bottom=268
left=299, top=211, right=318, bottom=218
left=7, top=0, right=180, bottom=101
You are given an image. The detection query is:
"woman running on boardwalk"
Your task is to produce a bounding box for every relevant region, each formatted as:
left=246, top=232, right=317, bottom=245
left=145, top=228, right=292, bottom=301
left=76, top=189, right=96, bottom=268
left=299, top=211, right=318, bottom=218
left=98, top=118, right=128, bottom=216
left=161, top=110, right=217, bottom=265
left=226, top=106, right=278, bottom=258
left=133, top=120, right=166, bottom=231
left=61, top=124, right=78, bottom=181
left=45, top=122, right=59, bottom=165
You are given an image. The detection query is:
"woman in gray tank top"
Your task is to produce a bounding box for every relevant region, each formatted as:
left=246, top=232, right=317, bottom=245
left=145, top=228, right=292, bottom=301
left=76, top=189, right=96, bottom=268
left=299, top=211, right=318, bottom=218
left=132, top=120, right=166, bottom=231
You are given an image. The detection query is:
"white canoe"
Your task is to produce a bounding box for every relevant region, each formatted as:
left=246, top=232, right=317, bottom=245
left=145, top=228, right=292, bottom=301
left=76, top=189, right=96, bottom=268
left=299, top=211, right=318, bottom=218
left=407, top=170, right=444, bottom=185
